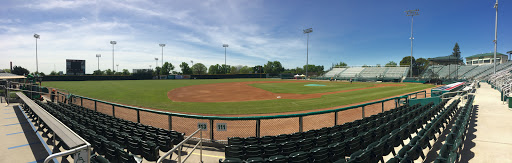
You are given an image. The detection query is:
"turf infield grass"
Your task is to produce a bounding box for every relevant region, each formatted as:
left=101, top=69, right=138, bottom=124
left=42, top=79, right=435, bottom=114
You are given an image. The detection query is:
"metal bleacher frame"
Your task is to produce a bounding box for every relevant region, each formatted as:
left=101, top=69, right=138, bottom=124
left=17, top=92, right=92, bottom=163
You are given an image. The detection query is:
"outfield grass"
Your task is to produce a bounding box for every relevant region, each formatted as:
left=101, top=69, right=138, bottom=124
left=250, top=82, right=375, bottom=94
left=42, top=79, right=435, bottom=114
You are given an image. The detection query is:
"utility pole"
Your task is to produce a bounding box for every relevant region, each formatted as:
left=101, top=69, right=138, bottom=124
left=493, top=0, right=498, bottom=74
left=406, top=9, right=419, bottom=77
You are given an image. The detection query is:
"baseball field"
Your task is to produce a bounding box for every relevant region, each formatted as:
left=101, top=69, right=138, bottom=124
left=42, top=79, right=435, bottom=115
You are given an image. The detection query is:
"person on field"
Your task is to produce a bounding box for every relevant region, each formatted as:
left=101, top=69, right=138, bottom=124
left=350, top=78, right=353, bottom=84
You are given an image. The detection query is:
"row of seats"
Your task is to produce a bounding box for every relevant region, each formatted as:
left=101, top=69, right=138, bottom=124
left=436, top=95, right=474, bottom=162
left=222, top=102, right=441, bottom=162
left=343, top=100, right=451, bottom=163
left=388, top=99, right=461, bottom=162
left=33, top=100, right=184, bottom=162
left=222, top=100, right=451, bottom=163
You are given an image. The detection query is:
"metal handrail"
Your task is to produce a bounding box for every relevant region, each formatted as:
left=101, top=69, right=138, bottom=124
left=158, top=128, right=202, bottom=163
left=44, top=143, right=91, bottom=163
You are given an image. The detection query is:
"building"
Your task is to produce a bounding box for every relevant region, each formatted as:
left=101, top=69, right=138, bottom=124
left=465, top=52, right=508, bottom=65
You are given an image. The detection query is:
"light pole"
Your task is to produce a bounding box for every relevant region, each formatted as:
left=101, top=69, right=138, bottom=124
left=159, top=44, right=165, bottom=66
left=493, top=0, right=498, bottom=74
left=155, top=58, right=159, bottom=67
left=96, top=54, right=101, bottom=71
left=223, top=44, right=229, bottom=74
left=116, top=64, right=119, bottom=72
left=303, top=28, right=313, bottom=79
left=34, top=34, right=40, bottom=73
left=406, top=9, right=419, bottom=77
left=110, top=41, right=117, bottom=72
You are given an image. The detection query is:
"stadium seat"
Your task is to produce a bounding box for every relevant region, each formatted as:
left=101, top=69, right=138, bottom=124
left=280, top=141, right=298, bottom=156
left=262, top=143, right=280, bottom=158
left=141, top=141, right=160, bottom=161
left=245, top=145, right=263, bottom=159
left=288, top=151, right=309, bottom=163
left=275, top=134, right=288, bottom=143
left=310, top=147, right=329, bottom=163
left=314, top=135, right=329, bottom=147
left=260, top=136, right=275, bottom=144
left=298, top=138, right=314, bottom=152
left=245, top=157, right=265, bottom=163
left=225, top=145, right=244, bottom=159
left=228, top=137, right=244, bottom=146
left=328, top=142, right=345, bottom=161
left=267, top=155, right=288, bottom=163
left=219, top=158, right=243, bottom=163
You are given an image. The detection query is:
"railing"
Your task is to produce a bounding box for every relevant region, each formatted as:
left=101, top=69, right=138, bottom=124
left=158, top=128, right=203, bottom=163
left=17, top=92, right=92, bottom=163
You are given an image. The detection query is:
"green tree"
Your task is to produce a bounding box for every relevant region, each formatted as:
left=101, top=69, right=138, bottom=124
left=362, top=64, right=369, bottom=67
left=49, top=71, right=58, bottom=75
left=415, top=58, right=429, bottom=75
left=11, top=66, right=29, bottom=75
left=114, top=71, right=123, bottom=75
left=264, top=61, right=284, bottom=74
left=161, top=62, right=174, bottom=75
left=93, top=70, right=105, bottom=75
left=376, top=64, right=381, bottom=67
left=385, top=61, right=397, bottom=67
left=220, top=64, right=231, bottom=74
left=208, top=64, right=221, bottom=74
left=253, top=65, right=263, bottom=73
left=122, top=69, right=130, bottom=75
left=400, top=56, right=415, bottom=67
left=191, top=63, right=207, bottom=74
left=153, top=66, right=161, bottom=76
left=2, top=69, right=11, bottom=73
left=179, top=62, right=192, bottom=74
left=239, top=66, right=252, bottom=74
left=334, top=62, right=348, bottom=67
left=105, top=69, right=114, bottom=75
left=452, top=42, right=461, bottom=58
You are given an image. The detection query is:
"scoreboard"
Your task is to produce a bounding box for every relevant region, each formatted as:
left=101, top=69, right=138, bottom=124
left=66, top=59, right=85, bottom=75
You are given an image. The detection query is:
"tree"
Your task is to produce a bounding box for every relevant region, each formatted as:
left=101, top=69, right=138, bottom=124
left=179, top=62, right=192, bottom=74
left=208, top=64, right=222, bottom=74
left=49, top=71, right=58, bottom=76
left=253, top=65, right=263, bottom=73
left=191, top=63, right=207, bottom=74
left=114, top=71, right=123, bottom=75
left=122, top=69, right=130, bottom=75
left=11, top=66, right=29, bottom=75
left=362, top=64, right=370, bottom=67
left=132, top=69, right=153, bottom=79
left=3, top=69, right=11, bottom=73
left=263, top=61, right=284, bottom=74
left=239, top=66, right=252, bottom=74
left=93, top=70, right=105, bottom=75
left=415, top=58, right=429, bottom=75
left=400, top=56, right=415, bottom=67
left=230, top=66, right=239, bottom=74
left=161, top=62, right=174, bottom=75
left=385, top=61, right=397, bottom=67
left=153, top=66, right=162, bottom=76
left=105, top=69, right=114, bottom=75
left=452, top=42, right=461, bottom=58
left=334, top=62, right=348, bottom=67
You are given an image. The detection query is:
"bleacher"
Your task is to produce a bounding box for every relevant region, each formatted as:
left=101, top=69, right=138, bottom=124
left=338, top=67, right=365, bottom=79
left=359, top=67, right=388, bottom=78
left=461, top=64, right=493, bottom=79
left=475, top=61, right=512, bottom=79
left=383, top=67, right=409, bottom=80
left=29, top=99, right=184, bottom=162
left=436, top=65, right=458, bottom=78
left=452, top=65, right=477, bottom=78
left=322, top=67, right=408, bottom=81
left=324, top=68, right=347, bottom=77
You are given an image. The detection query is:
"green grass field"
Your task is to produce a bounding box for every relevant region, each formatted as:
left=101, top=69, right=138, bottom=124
left=42, top=79, right=435, bottom=114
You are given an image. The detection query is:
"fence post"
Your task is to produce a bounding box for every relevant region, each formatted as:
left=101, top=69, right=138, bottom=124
left=80, top=97, right=83, bottom=106
left=256, top=119, right=261, bottom=138
left=168, top=115, right=172, bottom=130
left=362, top=106, right=365, bottom=118
left=137, top=110, right=140, bottom=123
left=112, top=105, right=115, bottom=117
left=210, top=119, right=214, bottom=142
left=381, top=101, right=384, bottom=112
left=94, top=101, right=97, bottom=111
left=395, top=99, right=398, bottom=108
left=299, top=116, right=303, bottom=132
left=334, top=111, right=338, bottom=126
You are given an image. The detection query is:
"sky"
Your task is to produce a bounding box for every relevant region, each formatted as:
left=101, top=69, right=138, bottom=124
left=0, top=0, right=510, bottom=74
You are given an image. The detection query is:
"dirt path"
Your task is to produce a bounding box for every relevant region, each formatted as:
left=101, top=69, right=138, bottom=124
left=168, top=81, right=405, bottom=102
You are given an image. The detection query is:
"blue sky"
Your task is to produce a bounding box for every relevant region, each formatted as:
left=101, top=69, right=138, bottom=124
left=0, top=0, right=510, bottom=74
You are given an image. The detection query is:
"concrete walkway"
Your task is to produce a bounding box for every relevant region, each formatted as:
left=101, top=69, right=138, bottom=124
left=460, top=82, right=512, bottom=163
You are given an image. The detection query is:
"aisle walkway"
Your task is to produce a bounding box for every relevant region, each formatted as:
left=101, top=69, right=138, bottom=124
left=461, top=82, right=512, bottom=163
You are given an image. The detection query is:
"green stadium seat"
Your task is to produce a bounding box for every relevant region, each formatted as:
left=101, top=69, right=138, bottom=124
left=225, top=145, right=244, bottom=159
left=267, top=155, right=288, bottom=163
left=328, top=142, right=345, bottom=161
left=288, top=151, right=309, bottom=163
left=141, top=141, right=160, bottom=161
left=310, top=147, right=329, bottom=163
left=262, top=143, right=280, bottom=158
left=275, top=134, right=288, bottom=143
left=280, top=141, right=298, bottom=156
left=245, top=145, right=262, bottom=159
left=245, top=157, right=265, bottom=163
left=219, top=158, right=243, bottom=163
left=260, top=136, right=275, bottom=144
left=245, top=137, right=260, bottom=146
left=228, top=137, right=244, bottom=146
left=298, top=138, right=314, bottom=152
left=289, top=132, right=303, bottom=142
left=314, top=135, right=329, bottom=147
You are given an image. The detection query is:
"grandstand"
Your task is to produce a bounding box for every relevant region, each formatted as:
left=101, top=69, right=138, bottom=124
left=323, top=67, right=408, bottom=81
left=451, top=65, right=477, bottom=78
left=419, top=61, right=512, bottom=80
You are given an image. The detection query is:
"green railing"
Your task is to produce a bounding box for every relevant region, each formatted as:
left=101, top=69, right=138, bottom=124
left=64, top=90, right=426, bottom=142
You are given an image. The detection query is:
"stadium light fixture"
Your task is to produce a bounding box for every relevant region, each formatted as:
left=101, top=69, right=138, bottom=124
left=303, top=28, right=313, bottom=79
left=96, top=54, right=101, bottom=71
left=110, top=41, right=117, bottom=72
left=159, top=44, right=165, bottom=66
left=223, top=44, right=229, bottom=74
left=34, top=34, right=40, bottom=73
left=116, top=64, right=119, bottom=72
left=406, top=9, right=419, bottom=78
left=155, top=58, right=159, bottom=67
left=493, top=0, right=498, bottom=74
